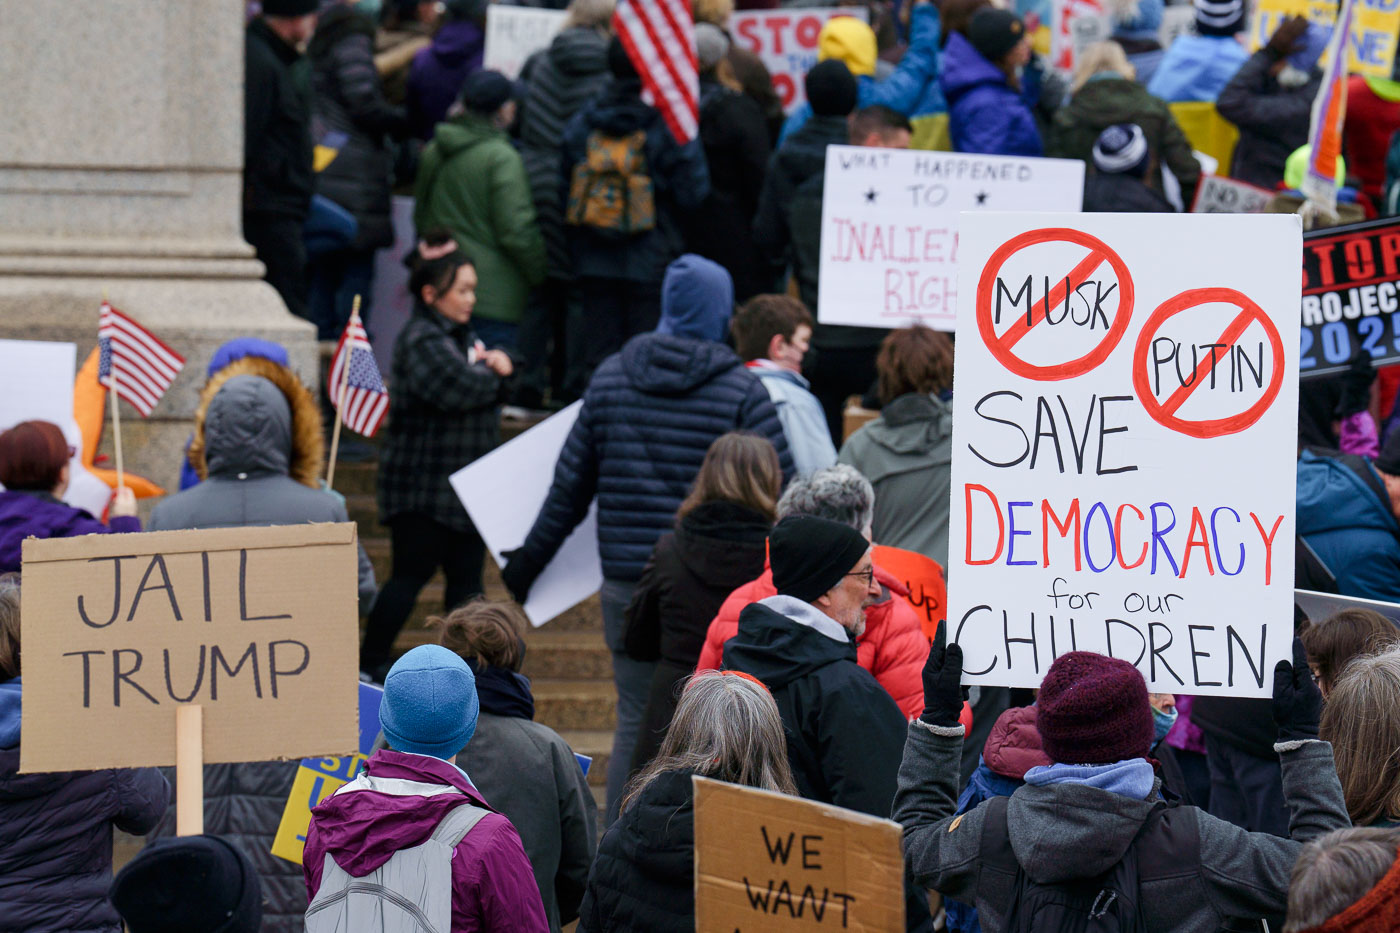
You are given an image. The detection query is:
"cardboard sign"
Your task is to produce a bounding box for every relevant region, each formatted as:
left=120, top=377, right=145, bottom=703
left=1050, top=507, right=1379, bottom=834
left=271, top=681, right=384, bottom=864
left=692, top=776, right=905, bottom=932
left=1051, top=0, right=1111, bottom=73
left=1249, top=0, right=1400, bottom=78
left=450, top=402, right=602, bottom=626
left=1192, top=175, right=1275, bottom=214
left=817, top=147, right=1085, bottom=330
left=730, top=8, right=868, bottom=112
left=1299, top=217, right=1400, bottom=379
left=482, top=6, right=568, bottom=78
left=948, top=213, right=1301, bottom=697
left=19, top=524, right=360, bottom=773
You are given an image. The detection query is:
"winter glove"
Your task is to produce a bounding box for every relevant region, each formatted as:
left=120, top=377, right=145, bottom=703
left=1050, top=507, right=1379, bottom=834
left=1335, top=351, right=1377, bottom=418
left=1272, top=636, right=1323, bottom=743
left=920, top=623, right=969, bottom=727
left=499, top=548, right=543, bottom=604
left=1267, top=15, right=1309, bottom=58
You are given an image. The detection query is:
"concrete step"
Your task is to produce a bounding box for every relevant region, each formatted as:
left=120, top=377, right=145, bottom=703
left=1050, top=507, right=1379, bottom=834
left=332, top=460, right=378, bottom=497
left=345, top=493, right=384, bottom=539
left=534, top=679, right=616, bottom=732
left=558, top=729, right=612, bottom=788
left=522, top=632, right=612, bottom=680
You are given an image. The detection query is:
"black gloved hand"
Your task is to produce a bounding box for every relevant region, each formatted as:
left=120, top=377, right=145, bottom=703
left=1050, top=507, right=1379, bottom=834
left=1273, top=636, right=1323, bottom=743
left=499, top=548, right=542, bottom=604
left=1335, top=351, right=1377, bottom=418
left=920, top=622, right=969, bottom=727
left=1267, top=14, right=1310, bottom=57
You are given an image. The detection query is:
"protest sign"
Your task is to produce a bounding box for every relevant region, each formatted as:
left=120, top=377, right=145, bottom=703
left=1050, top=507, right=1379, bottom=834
left=730, top=8, right=868, bottom=112
left=0, top=339, right=77, bottom=434
left=1249, top=0, right=1400, bottom=78
left=19, top=524, right=359, bottom=773
left=1051, top=0, right=1111, bottom=73
left=948, top=213, right=1301, bottom=697
left=271, top=681, right=384, bottom=864
left=817, top=146, right=1084, bottom=330
left=1299, top=217, right=1400, bottom=378
left=450, top=402, right=601, bottom=626
left=692, top=776, right=904, bottom=933
left=482, top=6, right=567, bottom=78
left=1192, top=175, right=1274, bottom=214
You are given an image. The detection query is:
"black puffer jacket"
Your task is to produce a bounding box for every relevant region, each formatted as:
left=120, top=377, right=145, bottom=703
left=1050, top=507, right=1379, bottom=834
left=519, top=27, right=612, bottom=279
left=576, top=768, right=697, bottom=933
left=309, top=5, right=409, bottom=249
left=1082, top=173, right=1176, bottom=212
left=1217, top=48, right=1322, bottom=190
left=244, top=18, right=314, bottom=220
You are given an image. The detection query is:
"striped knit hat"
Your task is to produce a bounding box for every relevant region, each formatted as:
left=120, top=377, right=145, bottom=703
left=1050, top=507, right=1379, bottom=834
left=1194, top=0, right=1245, bottom=36
left=1092, top=124, right=1151, bottom=178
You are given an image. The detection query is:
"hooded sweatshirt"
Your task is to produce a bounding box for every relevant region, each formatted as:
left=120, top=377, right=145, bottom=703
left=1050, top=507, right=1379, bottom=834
left=406, top=18, right=486, bottom=141
left=304, top=748, right=548, bottom=933
left=1296, top=449, right=1400, bottom=602
left=415, top=112, right=547, bottom=325
left=511, top=260, right=791, bottom=584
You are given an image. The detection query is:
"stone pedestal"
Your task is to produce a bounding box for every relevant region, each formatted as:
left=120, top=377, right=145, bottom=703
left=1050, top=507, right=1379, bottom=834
left=0, top=0, right=316, bottom=493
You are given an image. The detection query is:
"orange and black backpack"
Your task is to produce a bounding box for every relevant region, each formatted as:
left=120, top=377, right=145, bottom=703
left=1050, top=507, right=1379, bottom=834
left=565, top=129, right=656, bottom=236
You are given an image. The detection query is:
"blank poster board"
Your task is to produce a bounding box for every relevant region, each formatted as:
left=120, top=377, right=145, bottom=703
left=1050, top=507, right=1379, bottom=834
left=20, top=523, right=360, bottom=773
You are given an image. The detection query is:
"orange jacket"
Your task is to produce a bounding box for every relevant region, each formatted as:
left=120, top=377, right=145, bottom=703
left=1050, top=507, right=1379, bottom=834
left=696, top=559, right=970, bottom=729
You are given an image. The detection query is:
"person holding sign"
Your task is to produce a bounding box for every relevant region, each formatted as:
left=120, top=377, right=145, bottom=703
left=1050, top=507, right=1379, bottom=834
left=895, top=634, right=1351, bottom=932
left=577, top=671, right=797, bottom=933
left=0, top=575, right=172, bottom=933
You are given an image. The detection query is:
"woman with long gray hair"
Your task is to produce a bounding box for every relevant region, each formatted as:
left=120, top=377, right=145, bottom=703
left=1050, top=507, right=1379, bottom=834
left=1320, top=647, right=1400, bottom=827
left=576, top=671, right=797, bottom=933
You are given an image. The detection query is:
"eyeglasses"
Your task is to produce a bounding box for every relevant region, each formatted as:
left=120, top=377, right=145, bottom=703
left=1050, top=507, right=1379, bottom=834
left=845, top=567, right=875, bottom=587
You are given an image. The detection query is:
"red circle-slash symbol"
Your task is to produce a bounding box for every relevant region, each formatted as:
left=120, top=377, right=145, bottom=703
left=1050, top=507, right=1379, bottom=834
left=975, top=228, right=1136, bottom=381
left=1131, top=287, right=1284, bottom=439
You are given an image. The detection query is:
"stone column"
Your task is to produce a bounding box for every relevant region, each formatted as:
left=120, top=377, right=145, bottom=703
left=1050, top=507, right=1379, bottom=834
left=0, top=0, right=317, bottom=492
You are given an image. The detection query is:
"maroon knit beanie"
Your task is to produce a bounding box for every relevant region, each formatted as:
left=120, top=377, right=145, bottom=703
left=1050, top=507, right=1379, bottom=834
left=1036, top=651, right=1154, bottom=765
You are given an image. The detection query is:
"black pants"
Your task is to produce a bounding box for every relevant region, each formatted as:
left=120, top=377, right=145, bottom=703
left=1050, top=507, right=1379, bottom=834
left=359, top=512, right=485, bottom=674
left=804, top=344, right=880, bottom=444
left=243, top=212, right=309, bottom=321
left=1204, top=734, right=1289, bottom=835
left=578, top=277, right=661, bottom=382
left=515, top=278, right=577, bottom=406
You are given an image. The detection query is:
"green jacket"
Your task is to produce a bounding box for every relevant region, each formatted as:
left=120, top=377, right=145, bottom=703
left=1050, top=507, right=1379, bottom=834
left=414, top=113, right=547, bottom=324
left=1046, top=76, right=1201, bottom=207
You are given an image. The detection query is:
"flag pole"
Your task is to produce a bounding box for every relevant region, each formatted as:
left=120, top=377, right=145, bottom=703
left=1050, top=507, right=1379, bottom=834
left=326, top=294, right=360, bottom=489
left=101, top=294, right=126, bottom=494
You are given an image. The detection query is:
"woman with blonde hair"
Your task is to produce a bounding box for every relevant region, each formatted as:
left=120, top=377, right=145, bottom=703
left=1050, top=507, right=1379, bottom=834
left=431, top=599, right=597, bottom=933
left=1048, top=40, right=1201, bottom=205
left=1321, top=648, right=1400, bottom=827
left=577, top=671, right=797, bottom=933
left=622, top=432, right=783, bottom=775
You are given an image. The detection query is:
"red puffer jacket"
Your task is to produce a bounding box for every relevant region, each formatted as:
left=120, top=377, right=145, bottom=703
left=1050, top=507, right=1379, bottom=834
left=696, top=560, right=971, bottom=730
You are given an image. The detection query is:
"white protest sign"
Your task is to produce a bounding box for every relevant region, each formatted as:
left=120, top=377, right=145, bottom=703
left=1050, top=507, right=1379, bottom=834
left=948, top=212, right=1301, bottom=697
left=0, top=339, right=76, bottom=434
left=450, top=402, right=601, bottom=626
left=482, top=6, right=567, bottom=78
left=1051, top=0, right=1111, bottom=72
left=730, top=8, right=868, bottom=112
left=1192, top=175, right=1275, bottom=214
left=817, top=147, right=1085, bottom=331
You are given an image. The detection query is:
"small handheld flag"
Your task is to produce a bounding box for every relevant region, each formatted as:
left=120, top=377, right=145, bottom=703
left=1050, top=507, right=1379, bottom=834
left=98, top=302, right=185, bottom=417
left=613, top=0, right=698, bottom=144
left=327, top=307, right=389, bottom=439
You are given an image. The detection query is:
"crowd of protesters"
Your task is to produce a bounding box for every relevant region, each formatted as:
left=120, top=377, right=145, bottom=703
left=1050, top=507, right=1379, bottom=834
left=12, top=0, right=1400, bottom=930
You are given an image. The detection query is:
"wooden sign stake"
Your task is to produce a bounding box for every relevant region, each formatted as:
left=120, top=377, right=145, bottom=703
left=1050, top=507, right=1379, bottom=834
left=176, top=704, right=204, bottom=836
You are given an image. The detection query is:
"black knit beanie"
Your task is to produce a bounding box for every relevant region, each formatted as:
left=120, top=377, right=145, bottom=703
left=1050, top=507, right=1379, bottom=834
left=111, top=835, right=262, bottom=933
left=769, top=515, right=869, bottom=603
left=805, top=59, right=859, bottom=117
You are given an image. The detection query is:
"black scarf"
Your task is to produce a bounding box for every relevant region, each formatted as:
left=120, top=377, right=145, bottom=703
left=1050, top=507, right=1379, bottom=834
left=466, top=658, right=536, bottom=720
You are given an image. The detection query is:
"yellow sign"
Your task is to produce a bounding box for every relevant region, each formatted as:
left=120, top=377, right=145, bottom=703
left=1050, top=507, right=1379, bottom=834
left=1250, top=0, right=1400, bottom=79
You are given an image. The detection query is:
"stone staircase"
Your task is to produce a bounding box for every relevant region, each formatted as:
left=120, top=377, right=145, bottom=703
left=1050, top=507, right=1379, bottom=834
left=335, top=444, right=616, bottom=814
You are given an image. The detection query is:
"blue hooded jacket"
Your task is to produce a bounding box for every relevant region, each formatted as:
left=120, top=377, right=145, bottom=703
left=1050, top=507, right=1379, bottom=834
left=656, top=254, right=733, bottom=344
left=1146, top=34, right=1250, bottom=103
left=1297, top=450, right=1400, bottom=602
left=941, top=32, right=1042, bottom=156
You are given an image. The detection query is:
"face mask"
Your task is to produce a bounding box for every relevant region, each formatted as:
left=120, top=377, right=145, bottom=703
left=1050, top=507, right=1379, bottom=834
left=1152, top=705, right=1178, bottom=745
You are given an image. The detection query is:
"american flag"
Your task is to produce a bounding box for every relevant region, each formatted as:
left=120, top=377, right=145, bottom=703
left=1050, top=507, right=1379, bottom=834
left=614, top=0, right=698, bottom=144
left=328, top=309, right=389, bottom=438
left=98, top=302, right=185, bottom=417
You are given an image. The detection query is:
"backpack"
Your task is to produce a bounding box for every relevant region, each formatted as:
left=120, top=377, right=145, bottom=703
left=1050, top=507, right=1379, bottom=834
left=305, top=792, right=488, bottom=933
left=979, top=796, right=1190, bottom=933
left=565, top=129, right=656, bottom=236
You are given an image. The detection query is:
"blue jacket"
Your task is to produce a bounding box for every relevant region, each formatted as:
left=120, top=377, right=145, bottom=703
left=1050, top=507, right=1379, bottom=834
left=516, top=336, right=793, bottom=582
left=1146, top=35, right=1250, bottom=103
left=777, top=4, right=944, bottom=145
left=753, top=365, right=837, bottom=477
left=941, top=33, right=1042, bottom=156
left=1297, top=450, right=1400, bottom=602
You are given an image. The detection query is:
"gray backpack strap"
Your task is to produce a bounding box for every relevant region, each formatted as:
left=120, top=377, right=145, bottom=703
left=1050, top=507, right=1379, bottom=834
left=431, top=802, right=490, bottom=848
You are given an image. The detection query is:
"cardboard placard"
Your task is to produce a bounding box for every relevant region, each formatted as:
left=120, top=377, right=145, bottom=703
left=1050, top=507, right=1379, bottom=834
left=817, top=147, right=1085, bottom=330
left=482, top=6, right=567, bottom=78
left=1249, top=0, right=1400, bottom=79
left=19, top=523, right=360, bottom=773
left=692, top=776, right=905, bottom=933
left=1191, top=175, right=1275, bottom=215
left=948, top=213, right=1301, bottom=697
left=730, top=8, right=868, bottom=113
left=449, top=402, right=601, bottom=626
left=1299, top=217, right=1400, bottom=379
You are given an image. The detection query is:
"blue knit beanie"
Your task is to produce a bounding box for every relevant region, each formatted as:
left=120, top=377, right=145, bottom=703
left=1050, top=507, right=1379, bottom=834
left=380, top=646, right=479, bottom=759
